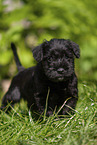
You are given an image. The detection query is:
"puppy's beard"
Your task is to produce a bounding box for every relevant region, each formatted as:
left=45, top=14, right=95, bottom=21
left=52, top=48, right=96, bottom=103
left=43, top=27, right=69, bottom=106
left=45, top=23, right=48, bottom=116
left=44, top=68, right=73, bottom=82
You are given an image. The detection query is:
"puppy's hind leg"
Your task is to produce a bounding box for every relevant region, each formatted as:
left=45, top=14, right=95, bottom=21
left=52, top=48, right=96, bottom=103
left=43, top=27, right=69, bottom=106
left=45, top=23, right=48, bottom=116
left=1, top=86, right=21, bottom=112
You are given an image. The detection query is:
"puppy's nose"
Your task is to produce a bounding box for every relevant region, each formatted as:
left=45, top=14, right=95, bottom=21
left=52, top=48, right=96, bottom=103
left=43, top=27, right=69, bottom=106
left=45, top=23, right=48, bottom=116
left=57, top=68, right=64, bottom=74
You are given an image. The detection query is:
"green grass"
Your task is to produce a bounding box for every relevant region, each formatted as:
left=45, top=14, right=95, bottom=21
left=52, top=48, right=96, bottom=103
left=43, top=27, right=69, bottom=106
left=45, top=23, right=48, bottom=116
left=0, top=82, right=97, bottom=145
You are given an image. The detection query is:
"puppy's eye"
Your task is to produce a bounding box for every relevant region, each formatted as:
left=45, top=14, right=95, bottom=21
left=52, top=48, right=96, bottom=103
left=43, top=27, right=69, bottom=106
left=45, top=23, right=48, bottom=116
left=65, top=54, right=73, bottom=59
left=47, top=57, right=52, bottom=62
left=68, top=52, right=73, bottom=58
left=65, top=55, right=68, bottom=59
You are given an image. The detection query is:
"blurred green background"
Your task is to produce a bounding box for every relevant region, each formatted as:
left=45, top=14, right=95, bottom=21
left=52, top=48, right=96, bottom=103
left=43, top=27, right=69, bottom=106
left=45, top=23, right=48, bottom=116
left=0, top=0, right=97, bottom=90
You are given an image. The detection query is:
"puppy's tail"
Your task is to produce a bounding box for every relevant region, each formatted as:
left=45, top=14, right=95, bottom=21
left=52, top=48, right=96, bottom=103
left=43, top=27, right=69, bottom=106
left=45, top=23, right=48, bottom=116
left=11, top=43, right=24, bottom=72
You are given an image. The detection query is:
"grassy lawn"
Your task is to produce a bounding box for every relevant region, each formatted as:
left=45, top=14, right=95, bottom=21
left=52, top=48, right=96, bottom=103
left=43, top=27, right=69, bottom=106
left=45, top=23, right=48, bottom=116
left=0, top=82, right=97, bottom=145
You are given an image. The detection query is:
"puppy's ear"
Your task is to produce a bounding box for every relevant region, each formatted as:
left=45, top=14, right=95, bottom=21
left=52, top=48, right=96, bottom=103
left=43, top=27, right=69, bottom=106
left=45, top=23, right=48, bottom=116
left=32, top=44, right=43, bottom=62
left=69, top=41, right=80, bottom=58
left=32, top=40, right=49, bottom=62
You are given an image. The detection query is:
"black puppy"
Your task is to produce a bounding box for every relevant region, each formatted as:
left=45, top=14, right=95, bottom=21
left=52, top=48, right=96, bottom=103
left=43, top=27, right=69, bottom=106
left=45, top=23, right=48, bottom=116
left=1, top=39, right=80, bottom=117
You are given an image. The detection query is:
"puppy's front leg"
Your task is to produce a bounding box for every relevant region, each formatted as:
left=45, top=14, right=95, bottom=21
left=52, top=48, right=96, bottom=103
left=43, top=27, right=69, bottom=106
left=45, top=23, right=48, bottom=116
left=62, top=74, right=78, bottom=115
left=62, top=97, right=78, bottom=115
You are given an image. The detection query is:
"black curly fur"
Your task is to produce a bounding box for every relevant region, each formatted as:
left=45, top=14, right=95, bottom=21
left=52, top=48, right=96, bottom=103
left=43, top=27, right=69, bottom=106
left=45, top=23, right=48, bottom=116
left=1, top=39, right=80, bottom=117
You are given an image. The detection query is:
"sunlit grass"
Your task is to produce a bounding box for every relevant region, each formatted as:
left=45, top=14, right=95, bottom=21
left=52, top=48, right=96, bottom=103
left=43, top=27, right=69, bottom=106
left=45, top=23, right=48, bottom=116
left=0, top=82, right=97, bottom=145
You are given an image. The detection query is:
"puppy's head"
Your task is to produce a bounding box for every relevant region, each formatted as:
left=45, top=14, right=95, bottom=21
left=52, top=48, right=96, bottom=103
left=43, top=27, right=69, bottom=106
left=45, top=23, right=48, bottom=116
left=32, top=39, right=80, bottom=82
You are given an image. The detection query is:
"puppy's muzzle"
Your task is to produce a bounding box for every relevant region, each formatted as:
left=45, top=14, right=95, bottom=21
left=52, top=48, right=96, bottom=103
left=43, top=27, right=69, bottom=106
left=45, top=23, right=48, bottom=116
left=57, top=68, right=64, bottom=74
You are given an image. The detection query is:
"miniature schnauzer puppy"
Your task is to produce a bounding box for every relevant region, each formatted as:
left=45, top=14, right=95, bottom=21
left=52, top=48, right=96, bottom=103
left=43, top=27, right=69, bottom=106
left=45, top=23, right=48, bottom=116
left=1, top=39, right=80, bottom=117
